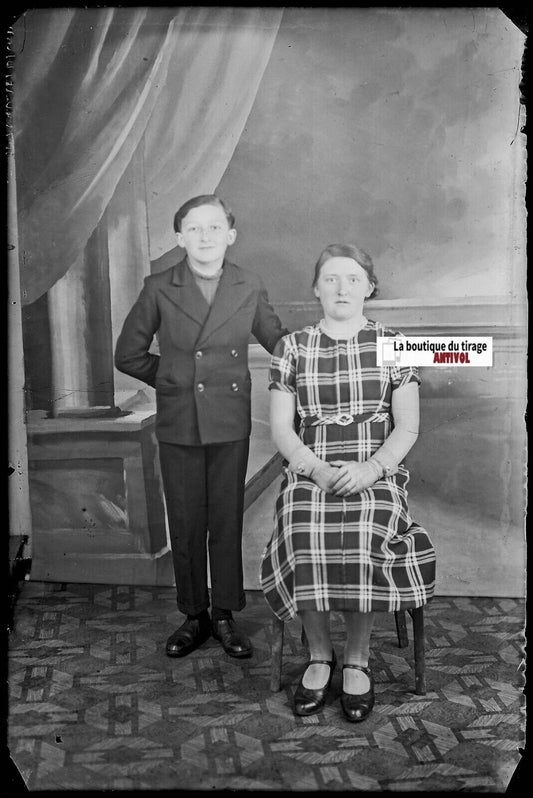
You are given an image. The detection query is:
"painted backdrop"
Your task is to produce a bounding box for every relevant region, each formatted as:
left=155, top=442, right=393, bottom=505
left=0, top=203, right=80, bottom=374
left=216, top=7, right=524, bottom=304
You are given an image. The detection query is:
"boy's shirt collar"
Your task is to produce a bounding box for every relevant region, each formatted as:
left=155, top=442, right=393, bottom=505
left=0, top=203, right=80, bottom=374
left=187, top=258, right=223, bottom=281
left=170, top=257, right=246, bottom=289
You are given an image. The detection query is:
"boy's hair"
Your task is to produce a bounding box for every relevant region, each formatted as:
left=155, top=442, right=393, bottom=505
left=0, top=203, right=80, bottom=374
left=173, top=195, right=235, bottom=233
left=312, top=243, right=379, bottom=299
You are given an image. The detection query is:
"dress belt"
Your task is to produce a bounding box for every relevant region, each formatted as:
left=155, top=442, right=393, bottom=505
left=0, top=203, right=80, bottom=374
left=302, top=412, right=390, bottom=427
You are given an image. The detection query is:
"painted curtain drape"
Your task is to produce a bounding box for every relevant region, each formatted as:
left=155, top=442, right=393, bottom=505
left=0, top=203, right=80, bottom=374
left=11, top=6, right=283, bottom=305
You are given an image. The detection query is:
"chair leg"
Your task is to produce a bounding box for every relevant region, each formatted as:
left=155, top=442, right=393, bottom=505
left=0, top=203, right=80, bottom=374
left=411, top=606, right=426, bottom=696
left=395, top=609, right=409, bottom=648
left=270, top=616, right=284, bottom=692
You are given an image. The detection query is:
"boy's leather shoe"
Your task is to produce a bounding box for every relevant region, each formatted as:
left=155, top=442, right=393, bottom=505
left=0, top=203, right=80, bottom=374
left=212, top=619, right=253, bottom=658
left=166, top=617, right=211, bottom=657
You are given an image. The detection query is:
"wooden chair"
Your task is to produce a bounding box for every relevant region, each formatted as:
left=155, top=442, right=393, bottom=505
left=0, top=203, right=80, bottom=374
left=269, top=606, right=426, bottom=696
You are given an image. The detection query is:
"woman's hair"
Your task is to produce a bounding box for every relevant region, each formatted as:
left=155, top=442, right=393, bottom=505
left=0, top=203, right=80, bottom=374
left=312, top=243, right=379, bottom=298
left=173, top=194, right=235, bottom=233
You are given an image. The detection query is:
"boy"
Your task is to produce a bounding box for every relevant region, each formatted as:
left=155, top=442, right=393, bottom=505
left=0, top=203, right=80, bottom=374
left=115, top=195, right=287, bottom=658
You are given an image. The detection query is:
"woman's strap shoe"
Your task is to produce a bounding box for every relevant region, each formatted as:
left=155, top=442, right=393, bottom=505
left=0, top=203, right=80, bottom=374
left=294, top=651, right=336, bottom=716
left=341, top=664, right=375, bottom=723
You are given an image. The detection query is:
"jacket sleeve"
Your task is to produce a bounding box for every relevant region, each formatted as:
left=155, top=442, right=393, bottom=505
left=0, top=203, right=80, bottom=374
left=114, top=277, right=161, bottom=388
left=251, top=279, right=289, bottom=354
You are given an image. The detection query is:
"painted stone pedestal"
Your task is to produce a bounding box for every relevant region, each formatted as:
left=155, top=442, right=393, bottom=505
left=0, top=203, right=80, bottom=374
left=27, top=410, right=174, bottom=585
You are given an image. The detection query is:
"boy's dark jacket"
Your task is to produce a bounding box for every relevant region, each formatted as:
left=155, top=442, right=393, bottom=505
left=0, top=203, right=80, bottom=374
left=115, top=257, right=287, bottom=445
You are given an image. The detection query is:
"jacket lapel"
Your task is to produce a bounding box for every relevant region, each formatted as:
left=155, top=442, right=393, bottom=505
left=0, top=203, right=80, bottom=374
left=159, top=258, right=210, bottom=327
left=197, top=261, right=251, bottom=345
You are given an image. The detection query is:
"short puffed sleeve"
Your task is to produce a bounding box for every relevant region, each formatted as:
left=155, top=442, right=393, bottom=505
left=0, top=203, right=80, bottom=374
left=385, top=330, right=422, bottom=391
left=390, top=363, right=421, bottom=390
left=269, top=335, right=297, bottom=394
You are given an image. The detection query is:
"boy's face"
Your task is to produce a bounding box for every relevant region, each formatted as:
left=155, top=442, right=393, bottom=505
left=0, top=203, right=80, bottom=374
left=176, top=204, right=236, bottom=269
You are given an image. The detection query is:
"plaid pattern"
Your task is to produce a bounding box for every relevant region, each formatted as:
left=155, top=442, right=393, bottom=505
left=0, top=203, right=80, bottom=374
left=260, top=320, right=436, bottom=621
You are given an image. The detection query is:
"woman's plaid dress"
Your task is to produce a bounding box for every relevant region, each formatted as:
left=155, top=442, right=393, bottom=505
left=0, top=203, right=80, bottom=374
left=260, top=320, right=436, bottom=621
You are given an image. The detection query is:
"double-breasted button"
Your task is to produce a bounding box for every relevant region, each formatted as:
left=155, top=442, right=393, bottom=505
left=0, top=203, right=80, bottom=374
left=231, top=383, right=239, bottom=392
left=195, top=350, right=203, bottom=359
left=231, top=349, right=239, bottom=358
left=197, top=383, right=205, bottom=392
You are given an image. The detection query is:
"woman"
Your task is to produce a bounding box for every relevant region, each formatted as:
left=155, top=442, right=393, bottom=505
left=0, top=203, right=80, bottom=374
left=260, top=243, right=435, bottom=722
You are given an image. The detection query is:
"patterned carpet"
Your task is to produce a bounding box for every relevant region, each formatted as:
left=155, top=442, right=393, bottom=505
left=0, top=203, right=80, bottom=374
left=7, top=583, right=525, bottom=792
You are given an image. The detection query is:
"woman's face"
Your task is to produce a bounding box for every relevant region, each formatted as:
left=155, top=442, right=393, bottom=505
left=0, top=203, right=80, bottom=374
left=313, top=257, right=374, bottom=322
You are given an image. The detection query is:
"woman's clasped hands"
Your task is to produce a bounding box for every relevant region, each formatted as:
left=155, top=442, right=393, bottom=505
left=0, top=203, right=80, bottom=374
left=316, top=460, right=379, bottom=496
left=287, top=443, right=384, bottom=496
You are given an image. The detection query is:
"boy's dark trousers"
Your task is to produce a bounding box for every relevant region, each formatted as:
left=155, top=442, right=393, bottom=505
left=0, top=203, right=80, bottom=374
left=158, top=438, right=250, bottom=616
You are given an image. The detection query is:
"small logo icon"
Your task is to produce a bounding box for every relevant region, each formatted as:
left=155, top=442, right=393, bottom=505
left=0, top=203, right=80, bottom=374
left=381, top=341, right=401, bottom=366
